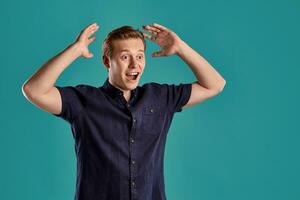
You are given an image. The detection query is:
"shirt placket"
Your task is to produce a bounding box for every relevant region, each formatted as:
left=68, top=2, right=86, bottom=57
left=126, top=102, right=138, bottom=200
left=117, top=92, right=138, bottom=200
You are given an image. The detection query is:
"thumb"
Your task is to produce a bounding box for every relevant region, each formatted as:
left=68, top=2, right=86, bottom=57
left=88, top=52, right=94, bottom=58
left=84, top=52, right=94, bottom=59
left=152, top=51, right=164, bottom=57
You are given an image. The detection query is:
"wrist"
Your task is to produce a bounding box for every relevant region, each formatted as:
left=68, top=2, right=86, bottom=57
left=69, top=42, right=84, bottom=58
left=176, top=39, right=188, bottom=57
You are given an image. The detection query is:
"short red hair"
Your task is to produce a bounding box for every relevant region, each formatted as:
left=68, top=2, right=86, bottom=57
left=102, top=26, right=146, bottom=59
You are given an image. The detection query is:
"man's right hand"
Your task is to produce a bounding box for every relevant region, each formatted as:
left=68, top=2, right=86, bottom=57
left=74, top=22, right=99, bottom=59
left=22, top=22, right=99, bottom=116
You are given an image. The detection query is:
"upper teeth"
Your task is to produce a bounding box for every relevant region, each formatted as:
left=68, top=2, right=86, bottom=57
left=127, top=72, right=138, bottom=75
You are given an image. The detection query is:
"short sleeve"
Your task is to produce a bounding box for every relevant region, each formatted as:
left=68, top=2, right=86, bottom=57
left=161, top=83, right=192, bottom=113
left=52, top=85, right=86, bottom=124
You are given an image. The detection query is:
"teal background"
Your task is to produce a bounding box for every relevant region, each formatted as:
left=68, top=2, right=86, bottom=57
left=1, top=0, right=299, bottom=199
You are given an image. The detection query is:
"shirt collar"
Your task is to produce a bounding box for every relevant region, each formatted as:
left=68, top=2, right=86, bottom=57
left=101, top=78, right=138, bottom=100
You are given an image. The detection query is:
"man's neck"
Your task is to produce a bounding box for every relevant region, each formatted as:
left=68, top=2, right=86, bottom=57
left=123, top=91, right=131, bottom=103
left=108, top=79, right=132, bottom=102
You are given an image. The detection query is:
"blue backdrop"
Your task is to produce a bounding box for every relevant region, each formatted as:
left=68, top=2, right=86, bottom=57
left=0, top=0, right=299, bottom=199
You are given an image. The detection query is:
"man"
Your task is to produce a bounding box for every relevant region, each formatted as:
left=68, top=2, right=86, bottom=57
left=22, top=22, right=226, bottom=200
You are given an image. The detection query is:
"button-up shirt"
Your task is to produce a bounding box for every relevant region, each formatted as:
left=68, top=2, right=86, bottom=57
left=53, top=78, right=192, bottom=200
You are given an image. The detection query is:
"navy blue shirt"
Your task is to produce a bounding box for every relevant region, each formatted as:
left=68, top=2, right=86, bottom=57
left=53, top=78, right=192, bottom=200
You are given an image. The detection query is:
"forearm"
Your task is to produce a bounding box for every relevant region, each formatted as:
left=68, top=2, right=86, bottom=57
left=22, top=42, right=82, bottom=95
left=176, top=40, right=226, bottom=91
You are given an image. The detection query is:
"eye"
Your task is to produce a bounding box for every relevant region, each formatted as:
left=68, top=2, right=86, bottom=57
left=121, top=55, right=128, bottom=60
left=137, top=55, right=144, bottom=60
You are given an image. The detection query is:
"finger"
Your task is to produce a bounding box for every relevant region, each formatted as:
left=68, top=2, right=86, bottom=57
left=88, top=36, right=96, bottom=44
left=143, top=25, right=160, bottom=33
left=84, top=23, right=99, bottom=35
left=142, top=25, right=160, bottom=35
left=88, top=25, right=99, bottom=33
left=86, top=27, right=99, bottom=39
left=87, top=27, right=99, bottom=36
left=86, top=22, right=98, bottom=29
left=152, top=51, right=164, bottom=57
left=143, top=32, right=156, bottom=42
left=152, top=23, right=169, bottom=32
left=77, top=23, right=98, bottom=42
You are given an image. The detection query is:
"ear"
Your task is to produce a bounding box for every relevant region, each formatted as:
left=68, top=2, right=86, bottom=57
left=102, top=55, right=110, bottom=71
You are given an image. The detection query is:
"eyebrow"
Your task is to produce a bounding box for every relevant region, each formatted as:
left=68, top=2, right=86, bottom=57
left=120, top=49, right=144, bottom=53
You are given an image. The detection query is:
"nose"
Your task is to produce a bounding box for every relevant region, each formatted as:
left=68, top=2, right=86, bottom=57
left=130, top=60, right=139, bottom=68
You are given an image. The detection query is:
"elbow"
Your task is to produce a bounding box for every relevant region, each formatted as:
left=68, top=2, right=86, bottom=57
left=219, top=80, right=226, bottom=92
left=22, top=83, right=35, bottom=100
left=22, top=83, right=31, bottom=99
left=211, top=80, right=226, bottom=94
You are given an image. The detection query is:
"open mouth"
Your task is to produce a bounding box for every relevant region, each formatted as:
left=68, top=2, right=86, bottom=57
left=125, top=72, right=140, bottom=81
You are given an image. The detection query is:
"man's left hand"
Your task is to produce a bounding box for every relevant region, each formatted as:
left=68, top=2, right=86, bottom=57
left=142, top=23, right=183, bottom=57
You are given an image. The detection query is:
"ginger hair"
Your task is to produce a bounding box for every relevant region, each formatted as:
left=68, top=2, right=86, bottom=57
left=102, top=26, right=146, bottom=59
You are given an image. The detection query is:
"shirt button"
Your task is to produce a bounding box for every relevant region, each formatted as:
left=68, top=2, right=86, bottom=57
left=132, top=181, right=135, bottom=187
left=133, top=118, right=136, bottom=123
left=132, top=160, right=135, bottom=164
left=150, top=108, right=154, bottom=113
left=130, top=138, right=135, bottom=143
left=127, top=103, right=130, bottom=108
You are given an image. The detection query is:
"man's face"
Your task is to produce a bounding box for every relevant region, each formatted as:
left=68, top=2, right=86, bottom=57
left=104, top=38, right=146, bottom=92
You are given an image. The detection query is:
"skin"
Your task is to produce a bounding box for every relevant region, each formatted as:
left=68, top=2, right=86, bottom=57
left=22, top=22, right=226, bottom=116
left=141, top=23, right=226, bottom=109
left=22, top=23, right=100, bottom=115
left=102, top=39, right=146, bottom=102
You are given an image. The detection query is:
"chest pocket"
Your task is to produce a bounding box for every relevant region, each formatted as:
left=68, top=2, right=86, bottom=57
left=141, top=106, right=165, bottom=135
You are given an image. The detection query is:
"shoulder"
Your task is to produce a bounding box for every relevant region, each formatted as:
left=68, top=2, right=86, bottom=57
left=141, top=81, right=191, bottom=95
left=141, top=82, right=163, bottom=89
left=55, top=84, right=99, bottom=97
left=141, top=82, right=167, bottom=97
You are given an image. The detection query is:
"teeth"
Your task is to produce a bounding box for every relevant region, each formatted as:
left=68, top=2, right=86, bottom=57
left=127, top=72, right=139, bottom=76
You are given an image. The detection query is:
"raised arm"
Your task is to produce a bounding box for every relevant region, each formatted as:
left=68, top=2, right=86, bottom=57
left=142, top=23, right=226, bottom=109
left=22, top=22, right=99, bottom=115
